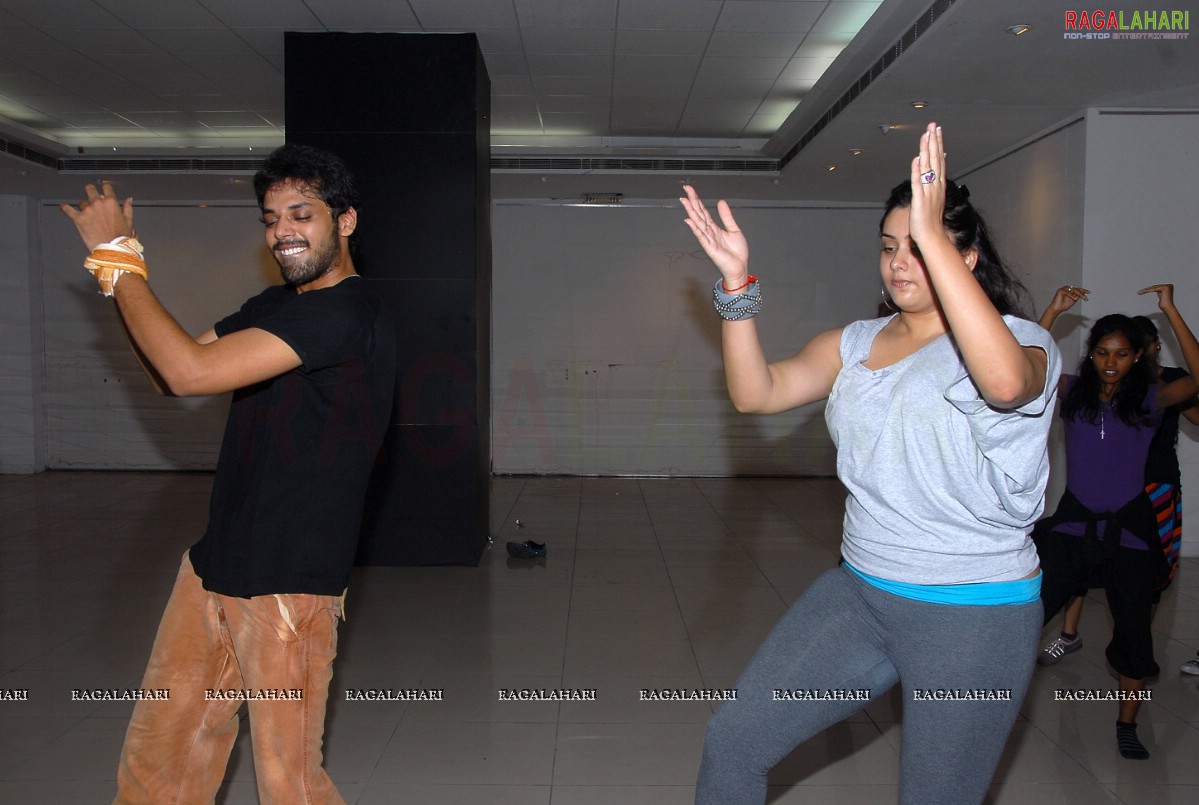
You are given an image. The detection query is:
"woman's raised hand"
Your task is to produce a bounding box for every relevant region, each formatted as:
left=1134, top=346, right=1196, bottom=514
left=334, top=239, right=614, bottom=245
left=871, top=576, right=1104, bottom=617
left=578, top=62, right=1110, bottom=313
left=680, top=185, right=750, bottom=290
left=1038, top=285, right=1090, bottom=330
left=908, top=122, right=948, bottom=250
left=1048, top=285, right=1090, bottom=313
left=1139, top=284, right=1176, bottom=312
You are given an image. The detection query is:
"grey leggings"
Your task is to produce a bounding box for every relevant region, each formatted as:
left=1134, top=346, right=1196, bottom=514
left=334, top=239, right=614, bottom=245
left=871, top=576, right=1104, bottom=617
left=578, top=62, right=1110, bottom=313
left=696, top=566, right=1042, bottom=805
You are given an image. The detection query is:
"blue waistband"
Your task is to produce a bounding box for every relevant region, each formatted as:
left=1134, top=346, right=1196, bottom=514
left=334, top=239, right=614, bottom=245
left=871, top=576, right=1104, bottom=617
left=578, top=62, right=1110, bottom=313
left=844, top=562, right=1041, bottom=606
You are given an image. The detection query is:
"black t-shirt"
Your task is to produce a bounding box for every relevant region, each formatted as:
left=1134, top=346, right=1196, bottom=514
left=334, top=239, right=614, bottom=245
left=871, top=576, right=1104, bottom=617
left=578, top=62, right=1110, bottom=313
left=189, top=278, right=396, bottom=597
left=1145, top=365, right=1188, bottom=485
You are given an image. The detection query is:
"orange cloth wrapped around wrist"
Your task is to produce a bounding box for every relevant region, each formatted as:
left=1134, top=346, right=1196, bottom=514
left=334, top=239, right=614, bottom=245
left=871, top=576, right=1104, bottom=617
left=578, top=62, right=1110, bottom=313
left=83, top=236, right=146, bottom=296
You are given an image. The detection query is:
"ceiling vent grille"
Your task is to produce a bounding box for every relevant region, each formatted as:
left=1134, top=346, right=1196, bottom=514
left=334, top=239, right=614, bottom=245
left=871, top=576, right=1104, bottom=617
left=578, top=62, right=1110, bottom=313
left=581, top=192, right=623, bottom=204
left=1, top=135, right=58, bottom=169
left=779, top=0, right=957, bottom=169
left=490, top=156, right=778, bottom=173
left=58, top=158, right=267, bottom=173
left=1, top=137, right=778, bottom=175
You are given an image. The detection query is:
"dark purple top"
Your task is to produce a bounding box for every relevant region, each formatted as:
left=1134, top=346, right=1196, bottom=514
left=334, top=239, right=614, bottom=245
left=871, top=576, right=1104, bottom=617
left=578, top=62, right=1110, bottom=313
left=1059, top=378, right=1161, bottom=549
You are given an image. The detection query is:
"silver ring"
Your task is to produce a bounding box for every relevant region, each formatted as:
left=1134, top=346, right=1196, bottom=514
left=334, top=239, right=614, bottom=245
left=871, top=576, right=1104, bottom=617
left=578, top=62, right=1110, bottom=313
left=920, top=170, right=936, bottom=184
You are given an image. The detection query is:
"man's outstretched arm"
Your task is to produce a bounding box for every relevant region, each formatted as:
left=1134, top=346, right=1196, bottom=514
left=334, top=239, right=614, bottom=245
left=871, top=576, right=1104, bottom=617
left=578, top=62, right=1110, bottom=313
left=62, top=181, right=301, bottom=397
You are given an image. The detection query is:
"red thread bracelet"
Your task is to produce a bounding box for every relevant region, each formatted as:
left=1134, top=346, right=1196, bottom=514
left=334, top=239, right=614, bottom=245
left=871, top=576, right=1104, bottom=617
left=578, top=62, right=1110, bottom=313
left=722, top=274, right=756, bottom=293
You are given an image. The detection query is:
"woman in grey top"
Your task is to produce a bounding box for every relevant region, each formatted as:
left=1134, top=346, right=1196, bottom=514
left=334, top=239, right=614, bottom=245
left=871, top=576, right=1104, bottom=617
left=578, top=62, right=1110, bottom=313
left=680, top=123, right=1062, bottom=805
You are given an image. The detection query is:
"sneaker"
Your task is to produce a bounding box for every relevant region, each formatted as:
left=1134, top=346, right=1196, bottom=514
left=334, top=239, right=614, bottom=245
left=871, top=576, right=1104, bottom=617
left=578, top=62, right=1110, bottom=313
left=1038, top=634, right=1082, bottom=666
left=1181, top=657, right=1199, bottom=676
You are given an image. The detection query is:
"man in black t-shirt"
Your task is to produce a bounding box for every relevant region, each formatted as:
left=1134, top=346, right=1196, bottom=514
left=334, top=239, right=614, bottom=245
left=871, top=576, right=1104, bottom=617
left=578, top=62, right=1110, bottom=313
left=62, top=145, right=394, bottom=804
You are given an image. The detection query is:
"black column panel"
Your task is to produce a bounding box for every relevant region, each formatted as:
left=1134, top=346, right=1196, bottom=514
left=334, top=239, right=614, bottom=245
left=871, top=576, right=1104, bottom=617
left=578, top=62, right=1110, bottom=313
left=285, top=32, right=491, bottom=566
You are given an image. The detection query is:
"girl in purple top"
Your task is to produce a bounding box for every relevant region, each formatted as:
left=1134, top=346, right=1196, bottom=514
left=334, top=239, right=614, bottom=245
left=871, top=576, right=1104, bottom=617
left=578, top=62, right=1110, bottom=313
left=1035, top=285, right=1199, bottom=759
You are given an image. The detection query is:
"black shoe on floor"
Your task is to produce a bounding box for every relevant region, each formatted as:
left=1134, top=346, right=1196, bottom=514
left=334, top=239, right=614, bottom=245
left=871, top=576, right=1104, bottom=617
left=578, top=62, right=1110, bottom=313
left=506, top=540, right=547, bottom=558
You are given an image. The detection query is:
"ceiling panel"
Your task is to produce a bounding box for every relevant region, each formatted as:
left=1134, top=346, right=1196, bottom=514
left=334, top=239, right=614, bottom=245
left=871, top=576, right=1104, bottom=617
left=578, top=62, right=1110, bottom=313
left=47, top=26, right=162, bottom=54
left=228, top=28, right=293, bottom=55
left=97, top=0, right=221, bottom=28
left=615, top=54, right=702, bottom=80
left=697, top=56, right=789, bottom=81
left=469, top=28, right=525, bottom=53
left=611, top=107, right=684, bottom=129
left=610, top=75, right=693, bottom=98
left=542, top=112, right=610, bottom=134
left=122, top=110, right=196, bottom=128
left=781, top=57, right=837, bottom=81
left=484, top=54, right=531, bottom=77
left=54, top=111, right=144, bottom=128
left=691, top=78, right=775, bottom=99
left=794, top=33, right=852, bottom=58
left=522, top=29, right=615, bottom=56
left=139, top=27, right=253, bottom=54
left=6, top=92, right=107, bottom=116
left=491, top=73, right=536, bottom=95
left=532, top=75, right=613, bottom=96
left=615, top=29, right=709, bottom=56
left=196, top=0, right=323, bottom=28
left=0, top=0, right=124, bottom=28
left=514, top=0, right=618, bottom=29
left=716, top=1, right=826, bottom=33
left=816, top=1, right=884, bottom=33
left=616, top=0, right=723, bottom=32
left=539, top=95, right=612, bottom=115
left=526, top=54, right=613, bottom=77
left=191, top=110, right=272, bottom=127
left=409, top=0, right=519, bottom=29
left=0, top=0, right=876, bottom=155
left=707, top=31, right=808, bottom=58
left=302, top=0, right=420, bottom=29
left=0, top=0, right=1193, bottom=198
left=677, top=109, right=755, bottom=135
left=90, top=53, right=192, bottom=84
left=177, top=53, right=279, bottom=79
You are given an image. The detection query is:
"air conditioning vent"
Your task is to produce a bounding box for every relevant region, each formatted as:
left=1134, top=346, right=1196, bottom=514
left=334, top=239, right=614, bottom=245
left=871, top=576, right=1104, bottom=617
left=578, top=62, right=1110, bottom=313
left=780, top=0, right=957, bottom=168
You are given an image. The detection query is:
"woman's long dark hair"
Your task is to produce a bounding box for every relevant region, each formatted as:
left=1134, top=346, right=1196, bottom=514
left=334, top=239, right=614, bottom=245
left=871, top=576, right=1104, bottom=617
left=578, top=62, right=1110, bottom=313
left=881, top=180, right=1032, bottom=318
left=1061, top=314, right=1155, bottom=427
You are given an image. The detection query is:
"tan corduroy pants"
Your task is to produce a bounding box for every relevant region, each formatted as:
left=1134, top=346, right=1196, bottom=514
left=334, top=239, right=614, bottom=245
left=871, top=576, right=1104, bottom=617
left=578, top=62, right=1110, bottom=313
left=114, top=552, right=344, bottom=805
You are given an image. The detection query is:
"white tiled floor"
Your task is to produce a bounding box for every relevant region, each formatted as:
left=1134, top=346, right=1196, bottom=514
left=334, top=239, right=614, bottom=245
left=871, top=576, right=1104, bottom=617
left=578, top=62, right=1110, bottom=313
left=2, top=471, right=1199, bottom=804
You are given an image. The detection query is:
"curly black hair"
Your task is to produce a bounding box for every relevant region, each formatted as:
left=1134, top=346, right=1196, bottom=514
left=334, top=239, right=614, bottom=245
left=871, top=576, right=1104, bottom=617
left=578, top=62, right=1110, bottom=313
left=1061, top=314, right=1155, bottom=428
left=880, top=180, right=1032, bottom=318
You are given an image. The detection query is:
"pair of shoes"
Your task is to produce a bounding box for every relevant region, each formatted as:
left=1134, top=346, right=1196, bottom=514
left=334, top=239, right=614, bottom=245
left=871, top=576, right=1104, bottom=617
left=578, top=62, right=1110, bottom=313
left=506, top=540, right=546, bottom=559
left=1037, top=634, right=1082, bottom=666
left=1181, top=657, right=1199, bottom=676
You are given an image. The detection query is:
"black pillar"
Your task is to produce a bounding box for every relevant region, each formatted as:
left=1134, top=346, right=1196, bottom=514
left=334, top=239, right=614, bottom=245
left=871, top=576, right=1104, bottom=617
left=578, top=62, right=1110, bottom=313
left=285, top=32, right=491, bottom=565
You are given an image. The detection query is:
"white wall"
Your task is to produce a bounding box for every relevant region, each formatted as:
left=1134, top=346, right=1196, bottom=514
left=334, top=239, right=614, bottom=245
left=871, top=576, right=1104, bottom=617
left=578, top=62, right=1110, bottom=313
left=0, top=195, right=44, bottom=473
left=1080, top=110, right=1199, bottom=556
left=491, top=200, right=881, bottom=475
left=38, top=200, right=277, bottom=469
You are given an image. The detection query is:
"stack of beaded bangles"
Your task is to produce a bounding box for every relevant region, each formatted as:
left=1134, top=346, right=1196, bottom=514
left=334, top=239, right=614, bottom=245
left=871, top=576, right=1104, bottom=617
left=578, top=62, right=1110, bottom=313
left=83, top=236, right=147, bottom=297
left=712, top=274, right=762, bottom=321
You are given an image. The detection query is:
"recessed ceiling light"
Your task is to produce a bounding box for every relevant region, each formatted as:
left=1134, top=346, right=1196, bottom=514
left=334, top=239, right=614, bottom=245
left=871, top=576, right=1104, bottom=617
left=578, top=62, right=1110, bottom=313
left=824, top=164, right=836, bottom=172
left=1007, top=24, right=1031, bottom=36
left=911, top=101, right=927, bottom=109
left=849, top=148, right=863, bottom=156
